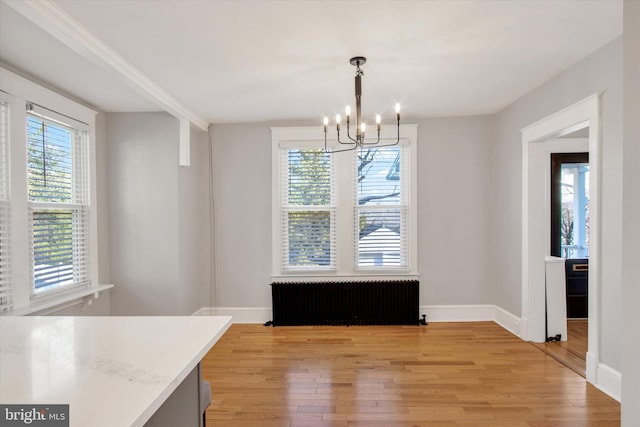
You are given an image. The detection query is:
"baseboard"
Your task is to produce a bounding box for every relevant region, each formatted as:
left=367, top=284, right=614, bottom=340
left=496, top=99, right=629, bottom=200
left=493, top=306, right=521, bottom=337
left=192, top=306, right=272, bottom=323
left=191, top=307, right=213, bottom=316
left=193, top=304, right=521, bottom=330
left=594, top=361, right=622, bottom=402
left=421, top=304, right=495, bottom=322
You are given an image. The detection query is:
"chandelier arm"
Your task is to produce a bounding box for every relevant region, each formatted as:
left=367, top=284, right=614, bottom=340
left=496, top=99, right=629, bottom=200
left=337, top=128, right=353, bottom=145
left=324, top=143, right=358, bottom=153
left=345, top=125, right=359, bottom=144
left=361, top=129, right=381, bottom=146
left=325, top=127, right=357, bottom=152
left=361, top=122, right=401, bottom=147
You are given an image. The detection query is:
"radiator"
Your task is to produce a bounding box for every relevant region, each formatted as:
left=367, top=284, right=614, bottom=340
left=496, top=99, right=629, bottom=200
left=270, top=280, right=419, bottom=326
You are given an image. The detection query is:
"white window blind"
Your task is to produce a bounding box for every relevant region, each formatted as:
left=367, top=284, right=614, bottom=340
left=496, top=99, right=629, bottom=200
left=355, top=146, right=409, bottom=270
left=27, top=110, right=91, bottom=294
left=281, top=147, right=336, bottom=271
left=0, top=99, right=11, bottom=310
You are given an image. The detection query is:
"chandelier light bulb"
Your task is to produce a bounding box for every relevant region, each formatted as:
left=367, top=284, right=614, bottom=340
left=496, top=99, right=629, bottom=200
left=336, top=114, right=341, bottom=124
left=361, top=122, right=366, bottom=133
left=395, top=103, right=401, bottom=114
left=376, top=114, right=381, bottom=124
left=345, top=105, right=351, bottom=117
left=323, top=117, right=329, bottom=126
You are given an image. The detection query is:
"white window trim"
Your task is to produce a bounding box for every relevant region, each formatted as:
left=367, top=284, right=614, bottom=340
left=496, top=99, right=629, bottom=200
left=271, top=124, right=418, bottom=278
left=0, top=67, right=102, bottom=312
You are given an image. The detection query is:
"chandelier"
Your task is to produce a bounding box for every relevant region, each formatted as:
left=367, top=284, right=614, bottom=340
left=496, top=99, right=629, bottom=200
left=323, top=56, right=401, bottom=153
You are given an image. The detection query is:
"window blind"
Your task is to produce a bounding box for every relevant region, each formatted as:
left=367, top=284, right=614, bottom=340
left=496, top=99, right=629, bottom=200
left=0, top=99, right=11, bottom=310
left=27, top=112, right=91, bottom=293
left=281, top=148, right=336, bottom=270
left=355, top=146, right=409, bottom=270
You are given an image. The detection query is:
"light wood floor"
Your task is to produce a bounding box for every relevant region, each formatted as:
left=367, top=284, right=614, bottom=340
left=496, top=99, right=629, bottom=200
left=531, top=320, right=588, bottom=377
left=202, top=322, right=619, bottom=426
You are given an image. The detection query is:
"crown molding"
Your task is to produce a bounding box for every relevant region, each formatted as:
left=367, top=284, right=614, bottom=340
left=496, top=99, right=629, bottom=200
left=3, top=0, right=209, bottom=131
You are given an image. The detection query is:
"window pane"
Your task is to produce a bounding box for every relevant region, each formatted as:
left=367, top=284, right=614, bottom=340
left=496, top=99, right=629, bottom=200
left=357, top=208, right=406, bottom=268
left=32, top=209, right=73, bottom=290
left=357, top=147, right=401, bottom=206
left=31, top=208, right=89, bottom=292
left=287, top=149, right=332, bottom=206
left=27, top=116, right=73, bottom=203
left=560, top=163, right=590, bottom=258
left=287, top=210, right=333, bottom=267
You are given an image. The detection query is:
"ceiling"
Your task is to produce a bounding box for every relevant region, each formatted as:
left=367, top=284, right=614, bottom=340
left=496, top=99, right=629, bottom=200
left=0, top=0, right=622, bottom=125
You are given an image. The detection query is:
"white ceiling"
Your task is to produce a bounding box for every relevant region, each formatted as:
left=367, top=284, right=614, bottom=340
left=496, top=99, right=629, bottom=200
left=0, top=0, right=622, bottom=124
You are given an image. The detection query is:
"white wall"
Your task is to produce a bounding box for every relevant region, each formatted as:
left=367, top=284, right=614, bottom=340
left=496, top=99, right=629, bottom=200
left=622, top=1, right=640, bottom=423
left=211, top=117, right=495, bottom=309
left=106, top=112, right=207, bottom=315
left=492, top=37, right=623, bottom=371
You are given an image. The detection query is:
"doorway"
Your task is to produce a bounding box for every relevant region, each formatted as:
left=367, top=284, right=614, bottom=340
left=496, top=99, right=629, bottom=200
left=521, top=93, right=601, bottom=386
left=535, top=151, right=590, bottom=376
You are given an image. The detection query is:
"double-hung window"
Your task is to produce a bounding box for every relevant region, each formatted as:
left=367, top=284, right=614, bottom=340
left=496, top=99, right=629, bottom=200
left=27, top=106, right=90, bottom=294
left=1, top=67, right=98, bottom=312
left=355, top=146, right=409, bottom=269
left=272, top=125, right=417, bottom=277
left=281, top=148, right=336, bottom=271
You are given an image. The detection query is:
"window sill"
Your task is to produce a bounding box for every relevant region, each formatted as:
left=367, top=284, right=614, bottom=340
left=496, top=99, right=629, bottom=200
left=1, top=284, right=114, bottom=316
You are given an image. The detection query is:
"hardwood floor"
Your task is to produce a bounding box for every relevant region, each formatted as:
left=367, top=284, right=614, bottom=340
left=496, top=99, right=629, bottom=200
left=202, top=322, right=619, bottom=426
left=531, top=320, right=588, bottom=377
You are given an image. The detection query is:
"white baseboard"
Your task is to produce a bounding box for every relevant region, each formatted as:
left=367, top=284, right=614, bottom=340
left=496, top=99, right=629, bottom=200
left=421, top=304, right=521, bottom=337
left=493, top=306, right=521, bottom=336
left=192, top=306, right=272, bottom=323
left=595, top=361, right=622, bottom=402
left=193, top=304, right=521, bottom=331
left=421, top=304, right=495, bottom=322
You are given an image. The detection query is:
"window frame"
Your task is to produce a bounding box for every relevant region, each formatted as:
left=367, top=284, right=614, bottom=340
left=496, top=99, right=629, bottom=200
left=0, top=92, right=12, bottom=310
left=271, top=125, right=418, bottom=279
left=0, top=67, right=99, bottom=311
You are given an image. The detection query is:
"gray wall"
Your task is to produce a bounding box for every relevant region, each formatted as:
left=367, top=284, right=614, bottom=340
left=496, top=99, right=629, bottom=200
left=622, top=1, right=640, bottom=424
left=492, top=37, right=623, bottom=370
left=211, top=123, right=272, bottom=308
left=417, top=116, right=494, bottom=305
left=211, top=117, right=495, bottom=308
left=106, top=112, right=207, bottom=315
left=179, top=126, right=210, bottom=314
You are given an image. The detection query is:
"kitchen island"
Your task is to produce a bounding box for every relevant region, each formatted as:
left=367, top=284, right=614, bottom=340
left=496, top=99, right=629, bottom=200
left=0, top=315, right=232, bottom=426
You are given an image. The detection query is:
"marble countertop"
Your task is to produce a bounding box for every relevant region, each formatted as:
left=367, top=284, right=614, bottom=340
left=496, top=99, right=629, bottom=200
left=0, top=315, right=232, bottom=427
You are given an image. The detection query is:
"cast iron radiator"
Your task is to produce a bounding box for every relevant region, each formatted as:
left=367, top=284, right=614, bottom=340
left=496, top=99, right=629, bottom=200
left=269, top=280, right=419, bottom=326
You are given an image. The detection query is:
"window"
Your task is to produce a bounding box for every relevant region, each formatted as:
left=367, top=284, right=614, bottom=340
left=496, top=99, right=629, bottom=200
left=1, top=67, right=98, bottom=311
left=0, top=96, right=10, bottom=310
left=355, top=147, right=409, bottom=269
left=27, top=108, right=90, bottom=293
left=281, top=148, right=336, bottom=271
left=272, top=125, right=417, bottom=277
left=550, top=152, right=589, bottom=259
